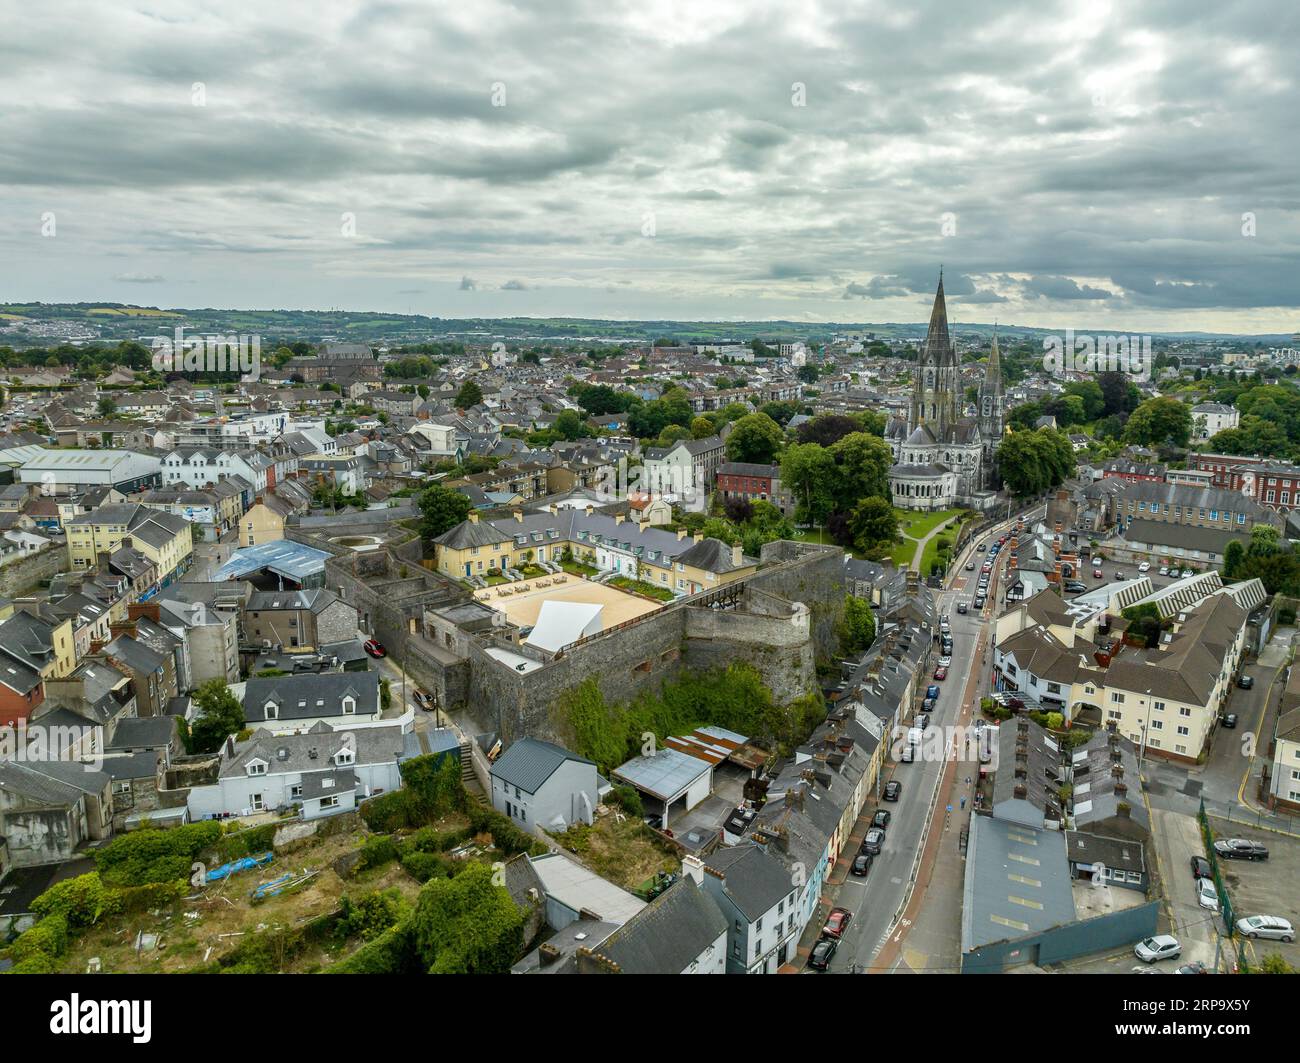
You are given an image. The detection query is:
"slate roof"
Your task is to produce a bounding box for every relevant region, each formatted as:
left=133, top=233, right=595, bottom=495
left=703, top=843, right=795, bottom=922
left=242, top=671, right=380, bottom=723
left=586, top=878, right=726, bottom=974
left=490, top=737, right=595, bottom=794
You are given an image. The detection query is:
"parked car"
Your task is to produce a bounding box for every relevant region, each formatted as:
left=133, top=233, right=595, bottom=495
left=1182, top=569, right=1196, bottom=578
left=974, top=594, right=986, bottom=609
left=1158, top=565, right=1169, bottom=576
left=1213, top=838, right=1269, bottom=861
left=1175, top=961, right=1208, bottom=974
left=926, top=684, right=940, bottom=700
left=1237, top=674, right=1254, bottom=690
left=938, top=654, right=952, bottom=667
left=1134, top=935, right=1181, bottom=963
left=1221, top=713, right=1239, bottom=729
left=1235, top=915, right=1294, bottom=942
left=1168, top=567, right=1181, bottom=578
left=822, top=907, right=852, bottom=939
left=1138, top=561, right=1150, bottom=572
left=1195, top=876, right=1220, bottom=912
left=413, top=689, right=435, bottom=711
left=851, top=853, right=873, bottom=877
left=899, top=744, right=915, bottom=763
left=1093, top=568, right=1103, bottom=579
left=884, top=781, right=902, bottom=801
left=915, top=713, right=930, bottom=730
left=934, top=666, right=948, bottom=680
left=1063, top=580, right=1086, bottom=593
left=873, top=809, right=892, bottom=828
left=862, top=828, right=885, bottom=855
left=363, top=639, right=387, bottom=658
left=808, top=937, right=837, bottom=970
left=1190, top=855, right=1212, bottom=879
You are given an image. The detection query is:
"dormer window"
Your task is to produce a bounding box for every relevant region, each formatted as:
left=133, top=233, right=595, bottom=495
left=341, top=696, right=356, bottom=715
left=335, top=748, right=354, bottom=766
left=247, top=760, right=267, bottom=776
left=264, top=701, right=278, bottom=720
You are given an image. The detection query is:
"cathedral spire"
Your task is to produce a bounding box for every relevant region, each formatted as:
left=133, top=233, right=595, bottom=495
left=924, top=272, right=951, bottom=355
left=985, top=324, right=1001, bottom=381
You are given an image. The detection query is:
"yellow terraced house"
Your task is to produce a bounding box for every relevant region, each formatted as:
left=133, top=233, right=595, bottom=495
left=434, top=505, right=757, bottom=595
left=66, top=503, right=194, bottom=592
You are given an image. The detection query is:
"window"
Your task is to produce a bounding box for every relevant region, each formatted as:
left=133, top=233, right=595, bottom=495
left=320, top=795, right=340, bottom=810
left=342, top=696, right=356, bottom=715
left=264, top=701, right=278, bottom=720
left=291, top=784, right=303, bottom=798
left=1111, top=692, right=1126, bottom=704
left=247, top=761, right=266, bottom=776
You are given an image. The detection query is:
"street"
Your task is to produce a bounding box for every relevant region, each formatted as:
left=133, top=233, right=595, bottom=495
left=826, top=504, right=1044, bottom=973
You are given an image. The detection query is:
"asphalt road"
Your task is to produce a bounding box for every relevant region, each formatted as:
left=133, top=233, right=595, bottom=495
left=828, top=505, right=1044, bottom=972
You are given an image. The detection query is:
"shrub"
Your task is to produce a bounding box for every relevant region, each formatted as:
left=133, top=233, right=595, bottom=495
left=357, top=834, right=399, bottom=872
left=400, top=850, right=455, bottom=883
left=336, top=888, right=409, bottom=942
left=93, top=822, right=222, bottom=887
left=10, top=914, right=69, bottom=963
left=30, top=872, right=113, bottom=928
left=467, top=805, right=546, bottom=857
left=605, top=785, right=644, bottom=818
left=327, top=921, right=418, bottom=974
left=6, top=952, right=58, bottom=974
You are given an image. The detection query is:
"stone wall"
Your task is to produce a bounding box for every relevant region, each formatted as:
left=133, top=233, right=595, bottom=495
left=0, top=545, right=67, bottom=599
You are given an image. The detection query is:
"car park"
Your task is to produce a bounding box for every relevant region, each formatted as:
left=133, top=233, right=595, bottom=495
left=822, top=907, right=852, bottom=939
left=1235, top=915, right=1294, bottom=942
left=808, top=937, right=837, bottom=970
left=884, top=781, right=901, bottom=801
left=1214, top=838, right=1269, bottom=861
left=1195, top=876, right=1220, bottom=912
left=1190, top=855, right=1212, bottom=879
left=1134, top=935, right=1181, bottom=963
left=851, top=853, right=873, bottom=876
left=862, top=828, right=885, bottom=855
left=873, top=809, right=892, bottom=828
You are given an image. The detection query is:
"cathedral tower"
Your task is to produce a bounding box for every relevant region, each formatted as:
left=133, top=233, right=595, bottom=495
left=978, top=327, right=1006, bottom=485
left=909, top=272, right=961, bottom=438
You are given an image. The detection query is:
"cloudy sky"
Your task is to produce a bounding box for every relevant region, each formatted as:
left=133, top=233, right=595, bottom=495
left=2, top=0, right=1297, bottom=332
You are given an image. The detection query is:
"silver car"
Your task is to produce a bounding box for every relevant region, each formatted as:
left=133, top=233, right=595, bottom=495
left=1134, top=935, right=1181, bottom=963
left=1236, top=915, right=1294, bottom=942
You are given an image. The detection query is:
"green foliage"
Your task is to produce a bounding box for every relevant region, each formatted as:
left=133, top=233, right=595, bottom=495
left=412, top=863, right=526, bottom=974
left=417, top=483, right=472, bottom=546
left=358, top=834, right=401, bottom=871
left=30, top=872, right=113, bottom=928
left=559, top=664, right=825, bottom=773
left=359, top=753, right=465, bottom=832
left=466, top=805, right=547, bottom=857
left=185, top=678, right=246, bottom=754
left=326, top=921, right=419, bottom=974
left=996, top=427, right=1075, bottom=497
left=845, top=496, right=900, bottom=556
left=454, top=380, right=483, bottom=408
left=10, top=914, right=69, bottom=964
left=93, top=822, right=222, bottom=887
left=1123, top=395, right=1193, bottom=447
left=605, top=784, right=644, bottom=818
left=337, top=888, right=411, bottom=942
left=725, top=412, right=784, bottom=464
left=840, top=595, right=877, bottom=654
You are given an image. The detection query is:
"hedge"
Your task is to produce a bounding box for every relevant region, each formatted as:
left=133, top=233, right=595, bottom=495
left=326, top=921, right=418, bottom=974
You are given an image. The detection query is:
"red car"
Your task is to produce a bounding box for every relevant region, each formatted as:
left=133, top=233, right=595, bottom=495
left=933, top=666, right=948, bottom=680
left=822, top=907, right=852, bottom=940
left=363, top=639, right=387, bottom=659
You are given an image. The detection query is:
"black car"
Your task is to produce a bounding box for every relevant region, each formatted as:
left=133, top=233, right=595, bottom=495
left=974, top=595, right=986, bottom=608
left=957, top=602, right=969, bottom=614
left=862, top=828, right=885, bottom=855
left=884, top=780, right=902, bottom=802
left=1063, top=580, right=1086, bottom=593
left=965, top=561, right=976, bottom=571
left=851, top=853, right=873, bottom=877
left=1214, top=838, right=1268, bottom=861
left=808, top=937, right=837, bottom=971
left=1237, top=674, right=1254, bottom=690
left=1221, top=713, right=1238, bottom=729
left=873, top=809, right=892, bottom=828
left=1190, top=855, right=1212, bottom=879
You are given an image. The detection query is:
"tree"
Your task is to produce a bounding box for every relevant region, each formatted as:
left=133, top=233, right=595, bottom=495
left=1123, top=396, right=1193, bottom=447
left=780, top=442, right=838, bottom=527
left=725, top=412, right=784, bottom=464
left=97, top=396, right=117, bottom=418
left=453, top=380, right=483, bottom=408
left=185, top=680, right=245, bottom=754
left=996, top=428, right=1075, bottom=497
left=418, top=484, right=472, bottom=545
left=847, top=496, right=899, bottom=556
left=553, top=409, right=591, bottom=441
left=828, top=432, right=893, bottom=508
left=411, top=862, right=525, bottom=974
left=796, top=414, right=862, bottom=447
left=690, top=415, right=716, bottom=439
left=840, top=595, right=876, bottom=654
left=1099, top=371, right=1141, bottom=416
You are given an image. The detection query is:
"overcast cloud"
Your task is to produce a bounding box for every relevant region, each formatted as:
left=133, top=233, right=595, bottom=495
left=1, top=0, right=1297, bottom=331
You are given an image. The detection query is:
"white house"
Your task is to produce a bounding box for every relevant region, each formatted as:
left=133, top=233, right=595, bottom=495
left=1191, top=402, right=1240, bottom=440
left=186, top=721, right=406, bottom=821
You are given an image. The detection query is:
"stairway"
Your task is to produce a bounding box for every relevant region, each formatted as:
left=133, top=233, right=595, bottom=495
left=459, top=742, right=488, bottom=806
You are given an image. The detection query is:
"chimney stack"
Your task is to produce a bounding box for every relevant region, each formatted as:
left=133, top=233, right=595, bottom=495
left=513, top=509, right=524, bottom=523
left=731, top=542, right=744, bottom=567
left=677, top=528, right=687, bottom=540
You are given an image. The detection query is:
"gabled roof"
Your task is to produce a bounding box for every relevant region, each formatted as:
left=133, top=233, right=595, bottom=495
left=585, top=878, right=726, bottom=974
left=490, top=737, right=596, bottom=794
